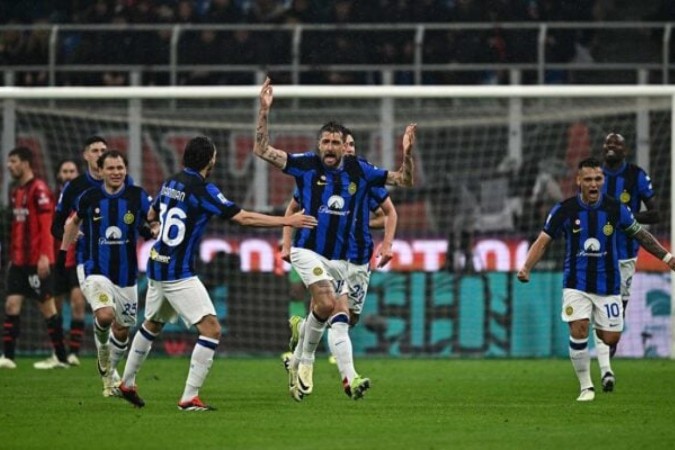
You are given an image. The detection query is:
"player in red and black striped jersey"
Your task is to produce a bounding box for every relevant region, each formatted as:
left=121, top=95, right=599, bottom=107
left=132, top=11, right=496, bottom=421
left=0, top=147, right=69, bottom=369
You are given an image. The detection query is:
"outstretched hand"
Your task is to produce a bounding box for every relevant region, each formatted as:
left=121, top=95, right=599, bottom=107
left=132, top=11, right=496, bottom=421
left=287, top=209, right=317, bottom=229
left=376, top=242, right=393, bottom=268
left=259, top=77, right=273, bottom=110
left=516, top=268, right=530, bottom=283
left=402, top=123, right=417, bottom=157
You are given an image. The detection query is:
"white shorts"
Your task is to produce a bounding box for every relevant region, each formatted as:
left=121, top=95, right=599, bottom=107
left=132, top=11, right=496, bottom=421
left=144, top=276, right=215, bottom=328
left=619, top=258, right=636, bottom=302
left=345, top=262, right=371, bottom=315
left=561, top=288, right=623, bottom=332
left=81, top=275, right=138, bottom=328
left=289, top=247, right=349, bottom=296
left=76, top=264, right=85, bottom=286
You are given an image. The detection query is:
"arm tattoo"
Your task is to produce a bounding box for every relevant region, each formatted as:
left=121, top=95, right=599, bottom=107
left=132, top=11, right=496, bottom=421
left=400, top=154, right=413, bottom=186
left=255, top=110, right=270, bottom=157
left=386, top=154, right=414, bottom=186
left=634, top=228, right=668, bottom=260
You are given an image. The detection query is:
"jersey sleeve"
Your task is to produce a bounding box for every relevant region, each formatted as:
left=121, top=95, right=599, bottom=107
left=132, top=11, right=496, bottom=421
left=51, top=181, right=77, bottom=239
left=368, top=186, right=389, bottom=211
left=75, top=189, right=93, bottom=219
left=637, top=168, right=655, bottom=201
left=34, top=182, right=54, bottom=214
left=203, top=183, right=242, bottom=219
left=542, top=203, right=565, bottom=239
left=619, top=204, right=641, bottom=237
left=140, top=189, right=152, bottom=216
left=34, top=181, right=56, bottom=261
left=358, top=159, right=388, bottom=187
left=282, top=152, right=315, bottom=177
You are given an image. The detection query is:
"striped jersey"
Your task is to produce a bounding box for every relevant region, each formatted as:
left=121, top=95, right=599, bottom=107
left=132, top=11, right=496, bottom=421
left=602, top=162, right=655, bottom=259
left=146, top=168, right=242, bottom=281
left=53, top=171, right=135, bottom=264
left=9, top=177, right=55, bottom=266
left=293, top=182, right=390, bottom=264
left=284, top=152, right=388, bottom=264
left=543, top=194, right=640, bottom=295
left=75, top=184, right=151, bottom=287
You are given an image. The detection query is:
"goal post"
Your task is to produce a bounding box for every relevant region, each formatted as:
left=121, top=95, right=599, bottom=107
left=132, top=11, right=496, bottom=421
left=0, top=85, right=672, bottom=358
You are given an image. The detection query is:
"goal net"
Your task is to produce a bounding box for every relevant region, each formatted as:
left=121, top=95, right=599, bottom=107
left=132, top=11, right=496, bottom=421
left=0, top=85, right=672, bottom=358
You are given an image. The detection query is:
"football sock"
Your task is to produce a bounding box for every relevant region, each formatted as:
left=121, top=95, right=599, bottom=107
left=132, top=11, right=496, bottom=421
left=93, top=317, right=110, bottom=347
left=593, top=332, right=612, bottom=375
left=300, top=311, right=327, bottom=363
left=2, top=314, right=20, bottom=360
left=109, top=334, right=129, bottom=372
left=45, top=314, right=68, bottom=363
left=569, top=336, right=592, bottom=390
left=181, top=335, right=218, bottom=403
left=291, top=317, right=306, bottom=370
left=122, top=324, right=157, bottom=387
left=327, top=313, right=356, bottom=385
left=68, top=319, right=85, bottom=355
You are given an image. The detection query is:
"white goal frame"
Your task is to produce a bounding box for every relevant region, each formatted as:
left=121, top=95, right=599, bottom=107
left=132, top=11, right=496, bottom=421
left=1, top=84, right=673, bottom=357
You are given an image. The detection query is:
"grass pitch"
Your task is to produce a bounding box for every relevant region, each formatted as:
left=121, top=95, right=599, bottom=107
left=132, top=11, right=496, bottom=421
left=1, top=357, right=674, bottom=449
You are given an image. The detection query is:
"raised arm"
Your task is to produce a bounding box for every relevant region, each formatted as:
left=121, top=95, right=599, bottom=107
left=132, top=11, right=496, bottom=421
left=517, top=231, right=553, bottom=282
left=635, top=196, right=661, bottom=224
left=385, top=123, right=416, bottom=187
left=254, top=77, right=288, bottom=170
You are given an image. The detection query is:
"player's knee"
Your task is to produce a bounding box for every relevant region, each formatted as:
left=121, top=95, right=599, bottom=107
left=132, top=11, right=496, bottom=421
left=95, top=307, right=115, bottom=327
left=349, top=311, right=360, bottom=327
left=568, top=319, right=590, bottom=339
left=144, top=320, right=164, bottom=335
left=597, top=330, right=621, bottom=346
left=196, top=315, right=221, bottom=339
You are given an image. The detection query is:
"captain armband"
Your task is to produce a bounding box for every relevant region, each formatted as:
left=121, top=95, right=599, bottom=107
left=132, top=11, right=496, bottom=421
left=624, top=221, right=641, bottom=237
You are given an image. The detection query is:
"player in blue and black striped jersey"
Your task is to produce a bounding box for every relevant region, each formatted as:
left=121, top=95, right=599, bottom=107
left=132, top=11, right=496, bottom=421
left=517, top=157, right=675, bottom=402
left=594, top=132, right=662, bottom=390
left=255, top=77, right=414, bottom=399
left=58, top=150, right=156, bottom=398
left=48, top=136, right=108, bottom=369
left=280, top=127, right=399, bottom=401
left=118, top=136, right=317, bottom=411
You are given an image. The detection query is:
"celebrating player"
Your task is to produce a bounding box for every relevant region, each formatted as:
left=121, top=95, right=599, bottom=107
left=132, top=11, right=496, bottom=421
left=281, top=126, right=398, bottom=400
left=517, top=157, right=675, bottom=402
left=254, top=76, right=415, bottom=400
left=59, top=150, right=156, bottom=396
left=117, top=135, right=317, bottom=411
left=593, top=132, right=661, bottom=392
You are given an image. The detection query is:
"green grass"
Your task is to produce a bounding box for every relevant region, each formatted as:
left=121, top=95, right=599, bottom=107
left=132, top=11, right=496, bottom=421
left=1, top=357, right=675, bottom=449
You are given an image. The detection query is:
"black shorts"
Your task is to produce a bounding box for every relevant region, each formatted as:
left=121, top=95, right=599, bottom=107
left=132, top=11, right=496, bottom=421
left=5, top=264, right=54, bottom=302
left=53, top=266, right=80, bottom=296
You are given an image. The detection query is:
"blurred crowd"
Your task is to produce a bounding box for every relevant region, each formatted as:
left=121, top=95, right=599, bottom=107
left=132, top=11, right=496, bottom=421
left=0, top=0, right=629, bottom=86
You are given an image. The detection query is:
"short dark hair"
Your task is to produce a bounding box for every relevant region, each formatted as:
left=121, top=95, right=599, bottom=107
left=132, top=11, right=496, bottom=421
left=83, top=135, right=107, bottom=151
left=57, top=158, right=80, bottom=173
left=97, top=149, right=128, bottom=169
left=8, top=147, right=34, bottom=166
left=578, top=157, right=602, bottom=170
left=317, top=121, right=345, bottom=141
left=183, top=136, right=216, bottom=171
left=342, top=126, right=353, bottom=139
